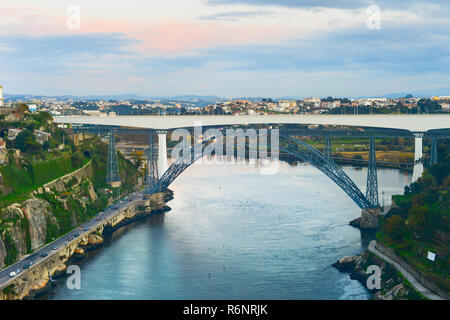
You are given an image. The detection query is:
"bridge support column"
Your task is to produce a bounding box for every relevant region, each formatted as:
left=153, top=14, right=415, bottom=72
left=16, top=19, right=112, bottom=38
left=324, top=136, right=332, bottom=160
left=412, top=134, right=424, bottom=182
left=431, top=138, right=438, bottom=166
left=106, top=132, right=121, bottom=188
left=366, top=137, right=379, bottom=208
left=145, top=134, right=159, bottom=195
left=158, top=133, right=169, bottom=179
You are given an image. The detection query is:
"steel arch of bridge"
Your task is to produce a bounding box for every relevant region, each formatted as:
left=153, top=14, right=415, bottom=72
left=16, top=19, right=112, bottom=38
left=279, top=135, right=372, bottom=209
left=151, top=134, right=371, bottom=209
left=280, top=135, right=373, bottom=209
left=152, top=138, right=216, bottom=194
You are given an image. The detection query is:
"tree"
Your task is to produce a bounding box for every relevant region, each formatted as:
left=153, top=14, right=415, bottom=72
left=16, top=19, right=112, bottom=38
left=384, top=215, right=405, bottom=242
left=14, top=129, right=41, bottom=154
left=14, top=129, right=34, bottom=151
left=406, top=205, right=428, bottom=234
left=15, top=103, right=29, bottom=115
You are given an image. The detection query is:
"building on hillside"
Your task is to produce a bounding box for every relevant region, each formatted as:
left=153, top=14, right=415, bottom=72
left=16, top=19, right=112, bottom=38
left=278, top=100, right=298, bottom=111
left=4, top=113, right=22, bottom=122
left=0, top=151, right=7, bottom=166
left=8, top=128, right=23, bottom=140
left=439, top=103, right=450, bottom=110
left=33, top=130, right=51, bottom=145
left=302, top=97, right=321, bottom=108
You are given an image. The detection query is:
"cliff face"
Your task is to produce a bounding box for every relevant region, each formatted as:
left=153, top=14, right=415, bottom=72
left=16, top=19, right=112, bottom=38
left=23, top=198, right=58, bottom=250
left=0, top=161, right=104, bottom=268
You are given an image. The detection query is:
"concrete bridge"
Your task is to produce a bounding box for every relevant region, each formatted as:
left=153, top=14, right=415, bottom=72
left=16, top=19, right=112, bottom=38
left=55, top=114, right=450, bottom=211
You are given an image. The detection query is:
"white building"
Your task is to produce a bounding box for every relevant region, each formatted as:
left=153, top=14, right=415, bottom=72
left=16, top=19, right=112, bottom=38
left=302, top=97, right=321, bottom=108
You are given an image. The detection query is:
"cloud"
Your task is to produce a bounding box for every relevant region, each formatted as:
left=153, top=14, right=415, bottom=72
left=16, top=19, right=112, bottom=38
left=198, top=10, right=276, bottom=21
left=0, top=32, right=138, bottom=57
left=203, top=0, right=446, bottom=9
left=131, top=18, right=450, bottom=76
left=0, top=33, right=139, bottom=74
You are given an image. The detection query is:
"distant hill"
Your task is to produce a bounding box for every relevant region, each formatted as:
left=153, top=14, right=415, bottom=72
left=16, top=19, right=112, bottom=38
left=4, top=87, right=450, bottom=101
left=3, top=93, right=224, bottom=102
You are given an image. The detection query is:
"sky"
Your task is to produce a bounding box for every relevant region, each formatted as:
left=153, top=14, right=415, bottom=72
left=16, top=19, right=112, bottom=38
left=0, top=0, right=449, bottom=98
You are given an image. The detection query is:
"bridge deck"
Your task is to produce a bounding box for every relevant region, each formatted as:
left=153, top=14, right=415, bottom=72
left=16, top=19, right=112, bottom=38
left=54, top=114, right=450, bottom=132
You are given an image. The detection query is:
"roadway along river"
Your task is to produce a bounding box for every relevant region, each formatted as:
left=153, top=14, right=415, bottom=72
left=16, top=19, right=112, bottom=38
left=42, top=159, right=411, bottom=300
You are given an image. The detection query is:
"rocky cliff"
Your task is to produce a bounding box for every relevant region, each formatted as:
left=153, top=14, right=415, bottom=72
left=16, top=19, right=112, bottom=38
left=333, top=250, right=426, bottom=300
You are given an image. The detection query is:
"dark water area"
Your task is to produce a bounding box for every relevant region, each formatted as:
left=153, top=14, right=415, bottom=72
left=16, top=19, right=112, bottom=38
left=43, top=159, right=410, bottom=300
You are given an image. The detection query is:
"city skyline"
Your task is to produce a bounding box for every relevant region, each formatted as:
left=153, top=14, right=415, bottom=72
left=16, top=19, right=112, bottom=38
left=1, top=1, right=449, bottom=97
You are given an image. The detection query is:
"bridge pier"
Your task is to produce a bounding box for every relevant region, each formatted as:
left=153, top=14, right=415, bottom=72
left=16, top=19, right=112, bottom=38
left=145, top=134, right=159, bottom=195
left=106, top=132, right=121, bottom=188
left=158, top=133, right=169, bottom=178
left=412, top=134, right=424, bottom=182
left=366, top=137, right=379, bottom=208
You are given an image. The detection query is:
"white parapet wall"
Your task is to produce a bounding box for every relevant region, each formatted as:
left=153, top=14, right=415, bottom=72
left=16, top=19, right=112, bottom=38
left=412, top=137, right=424, bottom=183
left=158, top=133, right=168, bottom=178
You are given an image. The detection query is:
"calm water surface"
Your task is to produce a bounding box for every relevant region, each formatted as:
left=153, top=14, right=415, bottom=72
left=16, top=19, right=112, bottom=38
left=44, top=160, right=411, bottom=300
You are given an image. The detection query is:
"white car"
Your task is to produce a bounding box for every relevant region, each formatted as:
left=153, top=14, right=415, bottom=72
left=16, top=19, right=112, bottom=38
left=9, top=271, right=17, bottom=277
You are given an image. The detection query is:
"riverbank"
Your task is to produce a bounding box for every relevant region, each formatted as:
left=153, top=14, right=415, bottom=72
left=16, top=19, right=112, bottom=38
left=0, top=190, right=173, bottom=300
left=332, top=244, right=428, bottom=300
left=333, top=224, right=448, bottom=300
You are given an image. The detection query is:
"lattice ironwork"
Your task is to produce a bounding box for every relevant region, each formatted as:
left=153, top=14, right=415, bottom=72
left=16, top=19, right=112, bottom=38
left=366, top=137, right=379, bottom=208
left=106, top=132, right=121, bottom=185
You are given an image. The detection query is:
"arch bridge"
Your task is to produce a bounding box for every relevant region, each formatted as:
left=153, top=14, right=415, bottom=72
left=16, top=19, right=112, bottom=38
left=61, top=116, right=450, bottom=211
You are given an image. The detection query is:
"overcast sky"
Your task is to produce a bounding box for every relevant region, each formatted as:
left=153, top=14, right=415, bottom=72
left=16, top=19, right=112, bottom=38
left=0, top=0, right=449, bottom=97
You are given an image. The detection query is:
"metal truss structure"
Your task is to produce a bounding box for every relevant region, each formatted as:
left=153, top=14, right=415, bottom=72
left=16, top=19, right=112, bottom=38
left=324, top=136, right=332, bottom=160
left=76, top=123, right=449, bottom=206
left=279, top=135, right=372, bottom=209
left=144, top=134, right=159, bottom=195
left=106, top=132, right=121, bottom=185
left=366, top=137, right=379, bottom=207
left=151, top=138, right=216, bottom=194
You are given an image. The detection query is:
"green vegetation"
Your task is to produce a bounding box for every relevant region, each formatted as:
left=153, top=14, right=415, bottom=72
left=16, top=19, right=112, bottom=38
left=377, top=141, right=450, bottom=293
left=29, top=152, right=87, bottom=185
left=0, top=112, right=142, bottom=269
left=0, top=152, right=89, bottom=207
left=3, top=231, right=18, bottom=266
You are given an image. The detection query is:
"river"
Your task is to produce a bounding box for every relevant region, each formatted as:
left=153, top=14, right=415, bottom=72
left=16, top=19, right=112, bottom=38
left=42, top=158, right=411, bottom=300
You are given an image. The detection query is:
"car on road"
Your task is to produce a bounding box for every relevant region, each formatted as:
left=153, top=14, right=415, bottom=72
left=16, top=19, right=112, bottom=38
left=23, top=261, right=32, bottom=269
left=96, top=217, right=101, bottom=221
left=83, top=227, right=89, bottom=231
left=68, top=237, right=74, bottom=241
left=40, top=252, right=48, bottom=258
left=16, top=269, right=21, bottom=274
left=52, top=246, right=58, bottom=250
left=74, top=233, right=80, bottom=237
left=9, top=271, right=17, bottom=277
